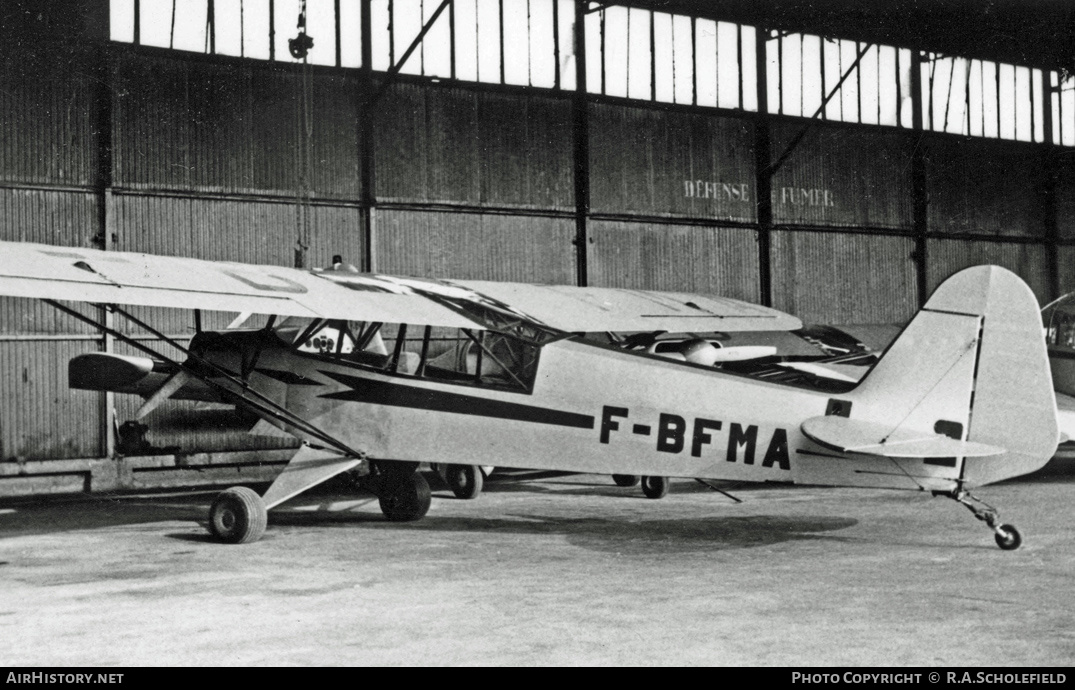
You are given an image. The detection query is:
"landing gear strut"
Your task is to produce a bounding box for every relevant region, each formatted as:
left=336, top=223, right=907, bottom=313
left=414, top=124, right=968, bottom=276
left=947, top=489, right=1022, bottom=551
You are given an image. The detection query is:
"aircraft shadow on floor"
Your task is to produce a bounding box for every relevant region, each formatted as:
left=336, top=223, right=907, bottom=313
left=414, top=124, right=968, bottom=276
left=259, top=511, right=859, bottom=553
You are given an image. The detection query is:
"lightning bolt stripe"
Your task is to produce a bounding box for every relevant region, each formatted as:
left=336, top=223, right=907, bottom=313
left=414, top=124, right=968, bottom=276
left=319, top=371, right=595, bottom=429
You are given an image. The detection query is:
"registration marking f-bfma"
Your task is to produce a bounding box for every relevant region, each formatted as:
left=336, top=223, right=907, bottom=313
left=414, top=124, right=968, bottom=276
left=599, top=405, right=791, bottom=469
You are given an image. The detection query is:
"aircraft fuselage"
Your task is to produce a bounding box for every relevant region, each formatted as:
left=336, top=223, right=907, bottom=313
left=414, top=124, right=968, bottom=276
left=192, top=330, right=966, bottom=494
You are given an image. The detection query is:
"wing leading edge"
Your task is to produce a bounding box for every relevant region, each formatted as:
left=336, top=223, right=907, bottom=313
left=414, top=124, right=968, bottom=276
left=0, top=241, right=480, bottom=329
left=453, top=281, right=802, bottom=333
left=0, top=241, right=803, bottom=336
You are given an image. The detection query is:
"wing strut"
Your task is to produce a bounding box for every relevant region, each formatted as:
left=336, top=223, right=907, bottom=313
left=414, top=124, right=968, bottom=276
left=44, top=300, right=366, bottom=460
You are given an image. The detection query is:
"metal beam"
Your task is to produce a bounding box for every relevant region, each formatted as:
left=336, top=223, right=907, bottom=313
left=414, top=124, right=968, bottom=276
left=573, top=0, right=590, bottom=287
left=911, top=49, right=929, bottom=308
left=365, top=0, right=451, bottom=109
left=766, top=42, right=871, bottom=179
left=360, top=0, right=375, bottom=272
left=753, top=27, right=772, bottom=307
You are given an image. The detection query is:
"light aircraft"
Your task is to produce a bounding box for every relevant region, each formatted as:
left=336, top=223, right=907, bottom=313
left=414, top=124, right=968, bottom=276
left=0, top=240, right=1058, bottom=549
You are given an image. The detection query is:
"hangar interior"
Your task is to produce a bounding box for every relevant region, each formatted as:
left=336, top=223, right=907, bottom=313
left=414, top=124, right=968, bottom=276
left=2, top=0, right=1075, bottom=497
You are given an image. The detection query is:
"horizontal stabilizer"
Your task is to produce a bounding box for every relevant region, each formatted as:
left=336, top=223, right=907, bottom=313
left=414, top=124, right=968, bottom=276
left=801, top=416, right=1005, bottom=458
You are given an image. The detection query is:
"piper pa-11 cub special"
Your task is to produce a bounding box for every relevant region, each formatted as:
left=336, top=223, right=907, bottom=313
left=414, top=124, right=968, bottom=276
left=0, top=240, right=1058, bottom=549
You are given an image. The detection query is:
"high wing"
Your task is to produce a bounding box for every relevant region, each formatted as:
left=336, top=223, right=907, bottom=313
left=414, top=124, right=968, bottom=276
left=0, top=240, right=801, bottom=335
left=0, top=241, right=479, bottom=328
left=454, top=280, right=801, bottom=333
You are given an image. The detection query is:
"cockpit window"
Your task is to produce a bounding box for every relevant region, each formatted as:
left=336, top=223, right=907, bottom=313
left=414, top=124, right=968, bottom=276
left=276, top=317, right=539, bottom=392
left=275, top=318, right=387, bottom=359
left=421, top=328, right=540, bottom=390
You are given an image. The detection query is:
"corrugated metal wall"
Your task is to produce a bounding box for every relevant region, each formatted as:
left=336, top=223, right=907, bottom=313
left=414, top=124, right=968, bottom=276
left=113, top=194, right=362, bottom=266
left=0, top=46, right=97, bottom=187
left=770, top=123, right=914, bottom=230
left=376, top=83, right=574, bottom=209
left=588, top=221, right=760, bottom=302
left=926, top=238, right=1051, bottom=303
left=1055, top=158, right=1075, bottom=242
left=113, top=53, right=361, bottom=198
left=0, top=340, right=102, bottom=460
left=374, top=209, right=575, bottom=282
left=925, top=137, right=1048, bottom=238
left=589, top=104, right=755, bottom=221
left=1058, top=246, right=1075, bottom=295
left=770, top=231, right=918, bottom=325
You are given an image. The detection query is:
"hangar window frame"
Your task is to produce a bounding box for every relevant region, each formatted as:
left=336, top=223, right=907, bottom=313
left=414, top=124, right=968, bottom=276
left=108, top=0, right=1075, bottom=146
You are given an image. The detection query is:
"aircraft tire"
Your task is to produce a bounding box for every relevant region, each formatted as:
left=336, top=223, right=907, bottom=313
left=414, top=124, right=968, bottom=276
left=380, top=472, right=432, bottom=522
left=445, top=464, right=484, bottom=499
left=641, top=476, right=669, bottom=499
left=994, top=524, right=1022, bottom=551
left=208, top=487, right=267, bottom=544
left=612, top=474, right=640, bottom=487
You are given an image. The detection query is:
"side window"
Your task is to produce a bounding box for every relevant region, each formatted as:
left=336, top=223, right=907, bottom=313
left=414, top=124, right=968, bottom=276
left=422, top=328, right=539, bottom=391
left=277, top=318, right=388, bottom=365
left=277, top=319, right=540, bottom=391
left=380, top=323, right=425, bottom=375
left=423, top=328, right=477, bottom=381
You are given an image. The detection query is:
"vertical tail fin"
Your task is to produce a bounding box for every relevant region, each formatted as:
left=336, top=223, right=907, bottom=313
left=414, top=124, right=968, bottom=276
left=851, top=266, right=1057, bottom=486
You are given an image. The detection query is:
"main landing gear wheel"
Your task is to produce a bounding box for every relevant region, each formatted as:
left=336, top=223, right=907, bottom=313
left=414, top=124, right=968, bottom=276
left=379, top=471, right=432, bottom=522
left=946, top=489, right=1022, bottom=551
left=445, top=464, right=484, bottom=499
left=208, top=487, right=268, bottom=544
left=612, top=474, right=640, bottom=487
left=641, top=476, right=669, bottom=499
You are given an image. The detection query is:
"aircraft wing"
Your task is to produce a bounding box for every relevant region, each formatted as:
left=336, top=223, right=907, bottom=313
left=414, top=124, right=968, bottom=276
left=0, top=240, right=800, bottom=335
left=453, top=281, right=802, bottom=333
left=0, top=241, right=481, bottom=329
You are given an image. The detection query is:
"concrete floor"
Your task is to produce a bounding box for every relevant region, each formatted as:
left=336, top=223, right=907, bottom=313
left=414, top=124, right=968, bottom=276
left=1, top=456, right=1074, bottom=666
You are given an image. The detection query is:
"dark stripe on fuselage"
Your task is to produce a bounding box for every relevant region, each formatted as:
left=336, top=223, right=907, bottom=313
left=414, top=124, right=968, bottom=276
left=256, top=367, right=325, bottom=386
left=318, top=370, right=596, bottom=429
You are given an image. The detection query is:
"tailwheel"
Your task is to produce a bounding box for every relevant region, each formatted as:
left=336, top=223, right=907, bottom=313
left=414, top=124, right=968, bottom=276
left=445, top=464, right=484, bottom=499
left=379, top=470, right=432, bottom=522
left=641, top=476, right=669, bottom=499
left=208, top=487, right=268, bottom=544
left=947, top=489, right=1021, bottom=551
left=612, top=474, right=640, bottom=487
left=994, top=524, right=1022, bottom=551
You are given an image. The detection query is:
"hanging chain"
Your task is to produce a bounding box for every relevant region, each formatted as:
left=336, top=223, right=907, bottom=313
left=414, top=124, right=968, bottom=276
left=290, top=0, right=315, bottom=268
